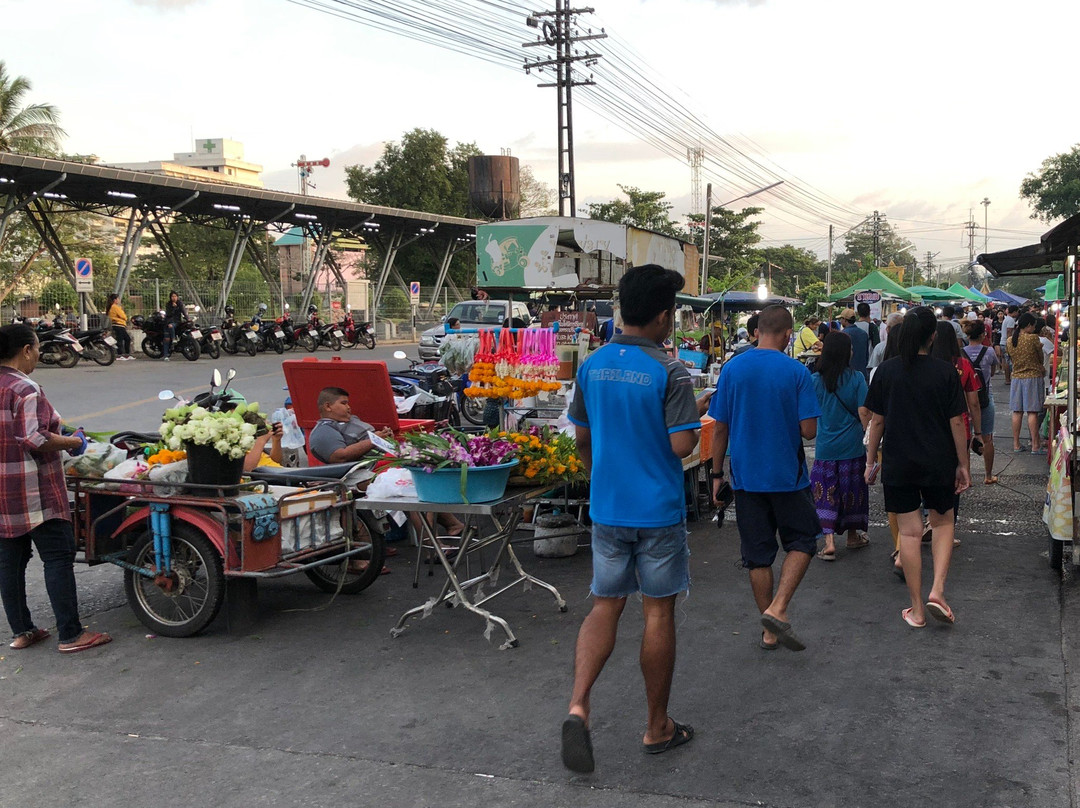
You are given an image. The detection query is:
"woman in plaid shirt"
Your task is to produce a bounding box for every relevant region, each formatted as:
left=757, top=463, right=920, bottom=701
left=0, top=324, right=111, bottom=653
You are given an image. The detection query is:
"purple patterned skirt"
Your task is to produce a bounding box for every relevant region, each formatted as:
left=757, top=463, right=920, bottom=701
left=810, top=456, right=869, bottom=535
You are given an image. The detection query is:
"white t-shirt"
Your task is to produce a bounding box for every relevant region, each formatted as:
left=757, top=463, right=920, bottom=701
left=1000, top=315, right=1016, bottom=346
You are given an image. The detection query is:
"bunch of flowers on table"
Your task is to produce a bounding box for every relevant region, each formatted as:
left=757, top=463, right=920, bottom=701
left=387, top=429, right=518, bottom=472
left=465, top=328, right=562, bottom=400
left=497, top=425, right=586, bottom=483
left=160, top=402, right=266, bottom=460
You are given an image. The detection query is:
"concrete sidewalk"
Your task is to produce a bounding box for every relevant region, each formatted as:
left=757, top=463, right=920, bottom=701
left=2, top=397, right=1075, bottom=808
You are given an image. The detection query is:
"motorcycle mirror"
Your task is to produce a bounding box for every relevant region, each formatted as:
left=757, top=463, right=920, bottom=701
left=158, top=390, right=175, bottom=401
left=195, top=306, right=201, bottom=313
left=225, top=368, right=237, bottom=386
left=393, top=350, right=408, bottom=360
left=212, top=368, right=222, bottom=388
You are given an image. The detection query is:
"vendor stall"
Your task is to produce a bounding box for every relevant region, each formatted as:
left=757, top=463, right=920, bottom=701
left=978, top=211, right=1080, bottom=570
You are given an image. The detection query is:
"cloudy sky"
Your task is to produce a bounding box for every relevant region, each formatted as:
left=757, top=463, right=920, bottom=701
left=7, top=0, right=1078, bottom=274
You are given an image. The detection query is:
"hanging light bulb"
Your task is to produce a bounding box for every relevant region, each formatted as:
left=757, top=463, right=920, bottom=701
left=756, top=274, right=768, bottom=301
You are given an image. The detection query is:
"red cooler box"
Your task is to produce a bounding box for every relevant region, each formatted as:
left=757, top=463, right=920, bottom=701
left=282, top=357, right=434, bottom=464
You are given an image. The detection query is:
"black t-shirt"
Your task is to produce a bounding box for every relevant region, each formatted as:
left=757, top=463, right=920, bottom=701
left=864, top=355, right=966, bottom=487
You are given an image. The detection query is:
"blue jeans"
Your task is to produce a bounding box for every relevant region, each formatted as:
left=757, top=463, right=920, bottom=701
left=0, top=519, right=83, bottom=642
left=163, top=322, right=177, bottom=358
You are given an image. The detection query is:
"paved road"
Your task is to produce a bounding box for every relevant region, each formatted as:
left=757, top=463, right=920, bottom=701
left=2, top=382, right=1076, bottom=807
left=38, top=341, right=424, bottom=434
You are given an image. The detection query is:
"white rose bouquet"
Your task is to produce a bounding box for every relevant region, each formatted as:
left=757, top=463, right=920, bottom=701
left=160, top=402, right=266, bottom=461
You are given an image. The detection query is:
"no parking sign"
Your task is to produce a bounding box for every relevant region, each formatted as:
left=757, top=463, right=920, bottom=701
left=75, top=257, right=93, bottom=293
left=409, top=281, right=420, bottom=307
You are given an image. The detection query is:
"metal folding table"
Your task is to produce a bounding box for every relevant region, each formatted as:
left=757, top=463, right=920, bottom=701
left=358, top=488, right=568, bottom=649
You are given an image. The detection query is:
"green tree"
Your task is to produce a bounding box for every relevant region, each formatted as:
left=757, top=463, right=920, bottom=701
left=760, top=245, right=827, bottom=298
left=1020, top=144, right=1080, bottom=222
left=585, top=185, right=681, bottom=237
left=687, top=206, right=764, bottom=290
left=139, top=221, right=261, bottom=283
left=0, top=61, right=65, bottom=154
left=344, top=128, right=480, bottom=289
left=795, top=280, right=827, bottom=320
left=831, top=218, right=915, bottom=286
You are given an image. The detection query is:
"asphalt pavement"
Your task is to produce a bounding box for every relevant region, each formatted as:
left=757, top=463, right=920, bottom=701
left=1, top=379, right=1076, bottom=808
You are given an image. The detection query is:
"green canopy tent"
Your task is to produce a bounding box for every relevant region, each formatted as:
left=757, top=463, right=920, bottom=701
left=906, top=285, right=956, bottom=302
left=827, top=270, right=917, bottom=303
left=944, top=282, right=986, bottom=303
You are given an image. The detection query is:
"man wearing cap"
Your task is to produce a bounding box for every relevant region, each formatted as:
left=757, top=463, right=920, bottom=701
left=840, top=308, right=870, bottom=379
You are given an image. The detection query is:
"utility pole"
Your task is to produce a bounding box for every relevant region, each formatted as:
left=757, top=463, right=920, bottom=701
left=523, top=2, right=606, bottom=217
left=966, top=210, right=977, bottom=286
left=871, top=210, right=882, bottom=268
left=826, top=224, right=833, bottom=296
left=925, top=251, right=938, bottom=286
left=981, top=197, right=990, bottom=255
left=700, top=183, right=712, bottom=296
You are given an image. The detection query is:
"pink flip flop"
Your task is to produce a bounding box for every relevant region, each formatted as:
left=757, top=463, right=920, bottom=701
left=901, top=608, right=925, bottom=628
left=925, top=600, right=955, bottom=624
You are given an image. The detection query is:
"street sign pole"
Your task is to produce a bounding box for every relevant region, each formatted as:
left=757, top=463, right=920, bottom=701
left=410, top=281, right=420, bottom=342
left=75, top=257, right=94, bottom=329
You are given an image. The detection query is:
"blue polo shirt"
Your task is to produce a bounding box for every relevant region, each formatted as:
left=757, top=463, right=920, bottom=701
left=568, top=335, right=700, bottom=528
left=708, top=348, right=821, bottom=492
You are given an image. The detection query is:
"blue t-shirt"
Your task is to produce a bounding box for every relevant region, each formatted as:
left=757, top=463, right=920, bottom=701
left=811, top=369, right=868, bottom=461
left=842, top=325, right=870, bottom=375
left=568, top=335, right=700, bottom=528
left=708, top=348, right=821, bottom=492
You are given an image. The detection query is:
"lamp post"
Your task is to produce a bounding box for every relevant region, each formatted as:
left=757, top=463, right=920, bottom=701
left=699, top=180, right=785, bottom=295
left=981, top=197, right=990, bottom=255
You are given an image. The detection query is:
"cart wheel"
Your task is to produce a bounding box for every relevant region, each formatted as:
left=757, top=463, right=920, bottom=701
left=304, top=510, right=387, bottom=594
left=123, top=525, right=225, bottom=637
left=1050, top=535, right=1064, bottom=573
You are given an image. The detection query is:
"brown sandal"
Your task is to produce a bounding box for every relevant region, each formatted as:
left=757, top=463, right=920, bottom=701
left=9, top=628, right=50, bottom=649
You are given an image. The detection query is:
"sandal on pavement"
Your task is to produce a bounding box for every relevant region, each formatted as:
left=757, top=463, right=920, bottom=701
left=901, top=608, right=926, bottom=628
left=58, top=631, right=112, bottom=654
left=846, top=533, right=870, bottom=550
left=985, top=476, right=999, bottom=485
left=9, top=627, right=50, bottom=649
left=561, top=715, right=595, bottom=773
left=760, top=614, right=806, bottom=651
left=815, top=549, right=836, bottom=562
left=760, top=632, right=778, bottom=651
left=643, top=720, right=694, bottom=755
left=925, top=600, right=955, bottom=624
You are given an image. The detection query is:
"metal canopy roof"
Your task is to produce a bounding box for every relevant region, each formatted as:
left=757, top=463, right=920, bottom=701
left=977, top=211, right=1080, bottom=277
left=0, top=151, right=483, bottom=238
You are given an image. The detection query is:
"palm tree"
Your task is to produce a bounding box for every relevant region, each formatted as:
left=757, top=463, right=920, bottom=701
left=0, top=61, right=65, bottom=155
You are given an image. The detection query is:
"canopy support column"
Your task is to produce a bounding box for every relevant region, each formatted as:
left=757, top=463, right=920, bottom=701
left=146, top=215, right=204, bottom=313
left=215, top=219, right=257, bottom=319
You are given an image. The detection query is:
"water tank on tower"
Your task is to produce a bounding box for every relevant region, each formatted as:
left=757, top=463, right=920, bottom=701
left=468, top=155, right=520, bottom=220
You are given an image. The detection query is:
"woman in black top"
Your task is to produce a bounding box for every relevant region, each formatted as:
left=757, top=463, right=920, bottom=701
left=864, top=307, right=970, bottom=629
left=163, top=290, right=184, bottom=361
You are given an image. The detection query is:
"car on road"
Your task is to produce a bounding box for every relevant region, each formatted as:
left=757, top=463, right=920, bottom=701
left=418, top=299, right=533, bottom=361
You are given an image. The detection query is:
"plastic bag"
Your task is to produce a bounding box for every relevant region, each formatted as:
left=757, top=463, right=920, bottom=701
left=271, top=407, right=306, bottom=450
left=364, top=467, right=417, bottom=499
left=63, top=440, right=127, bottom=478
left=147, top=459, right=189, bottom=497
left=103, top=457, right=150, bottom=494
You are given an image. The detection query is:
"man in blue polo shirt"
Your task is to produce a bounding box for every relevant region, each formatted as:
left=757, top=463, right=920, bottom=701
left=560, top=264, right=701, bottom=773
left=709, top=305, right=821, bottom=652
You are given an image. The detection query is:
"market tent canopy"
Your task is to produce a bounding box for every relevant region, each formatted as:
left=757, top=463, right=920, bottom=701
left=1042, top=275, right=1065, bottom=300
left=675, top=292, right=720, bottom=313
left=827, top=270, right=916, bottom=302
left=702, top=290, right=802, bottom=313
left=945, top=282, right=986, bottom=302
left=968, top=286, right=990, bottom=301
left=988, top=289, right=1029, bottom=305
left=977, top=211, right=1080, bottom=277
left=906, top=285, right=956, bottom=302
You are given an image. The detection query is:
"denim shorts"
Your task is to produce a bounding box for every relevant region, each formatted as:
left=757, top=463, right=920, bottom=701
left=590, top=521, right=689, bottom=598
left=980, top=396, right=995, bottom=436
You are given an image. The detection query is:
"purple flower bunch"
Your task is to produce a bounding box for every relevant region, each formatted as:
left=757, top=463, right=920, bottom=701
left=389, top=429, right=517, bottom=472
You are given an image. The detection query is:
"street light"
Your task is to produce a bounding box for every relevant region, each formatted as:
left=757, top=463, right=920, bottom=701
left=981, top=197, right=991, bottom=255
left=699, top=180, right=786, bottom=296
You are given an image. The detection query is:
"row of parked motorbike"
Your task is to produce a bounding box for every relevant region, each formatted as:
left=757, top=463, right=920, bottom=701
left=17, top=303, right=377, bottom=367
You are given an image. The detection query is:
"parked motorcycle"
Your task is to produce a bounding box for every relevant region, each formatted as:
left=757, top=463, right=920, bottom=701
left=341, top=305, right=376, bottom=349
left=220, top=306, right=258, bottom=356
left=251, top=303, right=285, bottom=355
left=17, top=317, right=84, bottom=368
left=389, top=351, right=484, bottom=427
left=190, top=307, right=222, bottom=360
left=275, top=305, right=301, bottom=352
left=73, top=326, right=117, bottom=366
left=132, top=311, right=201, bottom=361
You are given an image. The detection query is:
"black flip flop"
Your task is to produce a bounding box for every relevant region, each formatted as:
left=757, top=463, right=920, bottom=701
left=643, top=720, right=694, bottom=755
left=760, top=614, right=806, bottom=651
left=561, top=715, right=595, bottom=773
left=760, top=631, right=778, bottom=650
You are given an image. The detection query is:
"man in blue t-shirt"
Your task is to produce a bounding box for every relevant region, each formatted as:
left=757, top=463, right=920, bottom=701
left=709, top=305, right=821, bottom=652
left=561, top=264, right=701, bottom=773
left=841, top=307, right=870, bottom=378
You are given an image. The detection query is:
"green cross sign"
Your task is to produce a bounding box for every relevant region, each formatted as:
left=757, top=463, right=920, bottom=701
left=202, top=140, right=215, bottom=153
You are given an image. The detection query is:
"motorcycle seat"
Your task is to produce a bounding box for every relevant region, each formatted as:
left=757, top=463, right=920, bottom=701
left=247, top=462, right=364, bottom=486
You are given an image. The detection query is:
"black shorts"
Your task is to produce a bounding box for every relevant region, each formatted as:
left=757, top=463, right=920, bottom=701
left=733, top=488, right=821, bottom=569
left=882, top=484, right=955, bottom=516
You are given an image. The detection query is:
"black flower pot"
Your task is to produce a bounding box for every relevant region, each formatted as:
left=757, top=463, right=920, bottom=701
left=184, top=442, right=245, bottom=488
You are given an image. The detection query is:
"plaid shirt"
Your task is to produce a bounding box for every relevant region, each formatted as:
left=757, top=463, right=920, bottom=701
left=0, top=367, right=70, bottom=538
